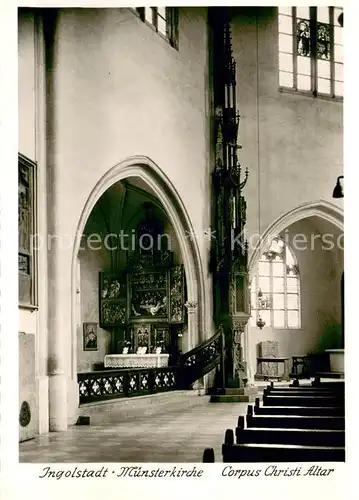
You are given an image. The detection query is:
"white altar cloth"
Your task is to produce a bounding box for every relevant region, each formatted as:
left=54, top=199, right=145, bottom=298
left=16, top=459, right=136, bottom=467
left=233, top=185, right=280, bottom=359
left=104, top=354, right=170, bottom=369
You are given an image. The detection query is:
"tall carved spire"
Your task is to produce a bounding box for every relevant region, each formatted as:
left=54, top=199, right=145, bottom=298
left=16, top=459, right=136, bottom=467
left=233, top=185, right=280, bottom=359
left=211, top=8, right=250, bottom=389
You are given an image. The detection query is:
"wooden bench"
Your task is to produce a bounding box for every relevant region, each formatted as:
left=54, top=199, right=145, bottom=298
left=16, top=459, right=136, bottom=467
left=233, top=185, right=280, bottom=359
left=253, top=398, right=345, bottom=417
left=265, top=387, right=343, bottom=396
left=263, top=394, right=344, bottom=407
left=268, top=380, right=345, bottom=389
left=202, top=445, right=345, bottom=463
left=219, top=443, right=345, bottom=463
left=234, top=423, right=344, bottom=447
left=264, top=381, right=344, bottom=395
left=201, top=429, right=345, bottom=463
left=245, top=411, right=344, bottom=430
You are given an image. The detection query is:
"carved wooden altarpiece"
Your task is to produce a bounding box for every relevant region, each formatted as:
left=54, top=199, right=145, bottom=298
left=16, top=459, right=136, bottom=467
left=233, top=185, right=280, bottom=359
left=99, top=204, right=186, bottom=359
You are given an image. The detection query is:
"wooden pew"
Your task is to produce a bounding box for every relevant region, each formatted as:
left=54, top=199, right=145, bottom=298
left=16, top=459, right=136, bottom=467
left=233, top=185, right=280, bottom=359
left=252, top=398, right=345, bottom=417
left=263, top=394, right=343, bottom=407
left=265, top=388, right=343, bottom=396
left=221, top=443, right=345, bottom=463
left=203, top=381, right=345, bottom=463
left=245, top=411, right=345, bottom=430
left=268, top=380, right=344, bottom=390
left=235, top=427, right=345, bottom=448
left=218, top=429, right=345, bottom=463
left=264, top=383, right=344, bottom=397
left=203, top=447, right=215, bottom=463
left=202, top=445, right=345, bottom=463
left=235, top=420, right=345, bottom=447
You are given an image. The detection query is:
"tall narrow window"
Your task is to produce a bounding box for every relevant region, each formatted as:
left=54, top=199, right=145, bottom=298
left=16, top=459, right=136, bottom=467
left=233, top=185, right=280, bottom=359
left=278, top=6, right=343, bottom=98
left=18, top=154, right=37, bottom=306
left=250, top=237, right=301, bottom=329
left=136, top=7, right=179, bottom=49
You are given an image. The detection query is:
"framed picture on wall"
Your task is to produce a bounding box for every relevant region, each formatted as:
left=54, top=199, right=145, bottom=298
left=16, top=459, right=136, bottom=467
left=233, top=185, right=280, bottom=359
left=83, top=322, right=98, bottom=351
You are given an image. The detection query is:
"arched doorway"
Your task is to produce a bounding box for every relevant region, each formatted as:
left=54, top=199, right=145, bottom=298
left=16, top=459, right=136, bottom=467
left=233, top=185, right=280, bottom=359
left=246, top=200, right=344, bottom=382
left=70, top=156, right=206, bottom=408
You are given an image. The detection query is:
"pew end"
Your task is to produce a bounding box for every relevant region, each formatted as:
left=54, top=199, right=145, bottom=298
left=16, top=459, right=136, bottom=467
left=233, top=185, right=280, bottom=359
left=247, top=404, right=253, bottom=416
left=224, top=428, right=234, bottom=445
left=203, top=447, right=215, bottom=463
left=237, top=415, right=245, bottom=428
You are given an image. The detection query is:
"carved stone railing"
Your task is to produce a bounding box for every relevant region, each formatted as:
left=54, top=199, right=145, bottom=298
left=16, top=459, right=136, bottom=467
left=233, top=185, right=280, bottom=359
left=177, top=330, right=223, bottom=389
left=78, top=365, right=179, bottom=404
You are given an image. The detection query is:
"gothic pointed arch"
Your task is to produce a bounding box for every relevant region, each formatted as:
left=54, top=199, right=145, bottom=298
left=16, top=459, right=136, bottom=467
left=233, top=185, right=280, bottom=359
left=248, top=200, right=343, bottom=273
left=70, top=156, right=207, bottom=378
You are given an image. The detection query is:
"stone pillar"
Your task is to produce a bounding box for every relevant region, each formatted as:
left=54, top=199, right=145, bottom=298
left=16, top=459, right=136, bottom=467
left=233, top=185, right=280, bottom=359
left=45, top=9, right=68, bottom=432
left=47, top=264, right=68, bottom=432
left=35, top=12, right=50, bottom=434
left=185, top=301, right=198, bottom=351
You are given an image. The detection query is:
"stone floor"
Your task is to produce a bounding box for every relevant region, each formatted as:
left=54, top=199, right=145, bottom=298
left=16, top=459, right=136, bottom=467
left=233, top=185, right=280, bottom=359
left=20, top=379, right=335, bottom=463
left=19, top=396, right=247, bottom=463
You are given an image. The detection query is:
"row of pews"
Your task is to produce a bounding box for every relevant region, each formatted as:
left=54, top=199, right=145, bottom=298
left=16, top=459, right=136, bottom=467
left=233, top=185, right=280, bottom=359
left=203, top=380, right=345, bottom=462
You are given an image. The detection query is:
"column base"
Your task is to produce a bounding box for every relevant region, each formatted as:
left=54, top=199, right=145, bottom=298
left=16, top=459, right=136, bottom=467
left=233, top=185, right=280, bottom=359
left=48, top=373, right=68, bottom=432
left=210, top=386, right=258, bottom=403
left=37, top=375, right=49, bottom=434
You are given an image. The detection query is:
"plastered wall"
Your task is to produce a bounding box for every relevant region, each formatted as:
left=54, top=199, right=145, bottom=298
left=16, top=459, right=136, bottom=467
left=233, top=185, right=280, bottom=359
left=248, top=217, right=343, bottom=372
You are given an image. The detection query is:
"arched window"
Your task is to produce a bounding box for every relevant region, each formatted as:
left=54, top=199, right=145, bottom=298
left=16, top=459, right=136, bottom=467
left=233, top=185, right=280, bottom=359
left=250, top=237, right=301, bottom=329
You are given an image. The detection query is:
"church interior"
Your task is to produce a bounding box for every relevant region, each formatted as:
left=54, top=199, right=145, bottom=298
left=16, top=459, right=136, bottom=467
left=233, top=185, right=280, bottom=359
left=18, top=6, right=344, bottom=463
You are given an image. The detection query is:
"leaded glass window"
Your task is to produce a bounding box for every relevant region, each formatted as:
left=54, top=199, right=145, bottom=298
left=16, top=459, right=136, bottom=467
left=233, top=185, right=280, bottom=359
left=278, top=6, right=343, bottom=98
left=18, top=154, right=37, bottom=306
left=136, top=7, right=179, bottom=49
left=250, top=237, right=301, bottom=329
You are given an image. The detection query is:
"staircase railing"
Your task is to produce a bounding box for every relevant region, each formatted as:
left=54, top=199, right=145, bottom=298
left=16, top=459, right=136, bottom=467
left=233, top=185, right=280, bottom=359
left=77, top=331, right=224, bottom=404
left=177, top=329, right=224, bottom=389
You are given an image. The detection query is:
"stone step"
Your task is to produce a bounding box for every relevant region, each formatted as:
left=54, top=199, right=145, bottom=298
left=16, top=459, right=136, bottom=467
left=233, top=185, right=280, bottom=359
left=225, top=387, right=258, bottom=396
left=78, top=390, right=209, bottom=425
left=210, top=394, right=255, bottom=403
left=210, top=386, right=258, bottom=403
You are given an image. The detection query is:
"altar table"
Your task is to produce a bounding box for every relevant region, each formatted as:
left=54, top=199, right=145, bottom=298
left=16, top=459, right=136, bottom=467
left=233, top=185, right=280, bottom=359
left=104, top=353, right=170, bottom=369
